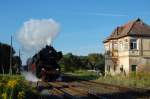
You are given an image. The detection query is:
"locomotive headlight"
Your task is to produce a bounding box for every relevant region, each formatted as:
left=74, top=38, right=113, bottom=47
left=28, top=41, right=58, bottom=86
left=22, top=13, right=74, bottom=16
left=56, top=68, right=59, bottom=71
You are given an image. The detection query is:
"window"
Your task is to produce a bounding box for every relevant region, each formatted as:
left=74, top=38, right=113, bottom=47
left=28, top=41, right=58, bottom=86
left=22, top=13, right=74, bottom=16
left=131, top=65, right=137, bottom=72
left=107, top=65, right=110, bottom=72
left=113, top=65, right=116, bottom=71
left=113, top=42, right=118, bottom=50
left=124, top=43, right=128, bottom=50
left=130, top=39, right=137, bottom=49
left=119, top=41, right=123, bottom=51
left=120, top=65, right=123, bottom=73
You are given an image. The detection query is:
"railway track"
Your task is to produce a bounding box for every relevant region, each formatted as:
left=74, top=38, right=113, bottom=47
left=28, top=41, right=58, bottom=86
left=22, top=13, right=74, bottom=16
left=36, top=75, right=150, bottom=99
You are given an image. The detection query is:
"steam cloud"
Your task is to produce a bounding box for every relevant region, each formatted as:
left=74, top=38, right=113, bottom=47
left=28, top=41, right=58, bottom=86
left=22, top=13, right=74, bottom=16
left=17, top=18, right=59, bottom=51
left=21, top=71, right=39, bottom=82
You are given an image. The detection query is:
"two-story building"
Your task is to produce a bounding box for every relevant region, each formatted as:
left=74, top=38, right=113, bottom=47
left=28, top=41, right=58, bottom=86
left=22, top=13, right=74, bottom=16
left=103, top=18, right=150, bottom=75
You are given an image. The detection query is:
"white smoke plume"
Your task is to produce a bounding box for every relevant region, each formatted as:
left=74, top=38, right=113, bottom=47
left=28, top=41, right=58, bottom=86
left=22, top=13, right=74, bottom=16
left=17, top=18, right=59, bottom=51
left=21, top=71, right=40, bottom=82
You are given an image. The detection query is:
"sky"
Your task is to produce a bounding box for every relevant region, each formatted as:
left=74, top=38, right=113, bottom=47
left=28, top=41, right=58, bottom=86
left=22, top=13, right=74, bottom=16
left=0, top=0, right=150, bottom=64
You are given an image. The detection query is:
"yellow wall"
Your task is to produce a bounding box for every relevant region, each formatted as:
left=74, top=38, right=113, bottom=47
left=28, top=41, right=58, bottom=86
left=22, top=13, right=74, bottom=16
left=104, top=36, right=150, bottom=75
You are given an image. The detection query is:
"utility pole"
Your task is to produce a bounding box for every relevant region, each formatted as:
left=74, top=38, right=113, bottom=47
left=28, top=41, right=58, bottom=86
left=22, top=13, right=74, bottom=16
left=18, top=48, right=21, bottom=73
left=19, top=49, right=20, bottom=58
left=9, top=36, right=12, bottom=75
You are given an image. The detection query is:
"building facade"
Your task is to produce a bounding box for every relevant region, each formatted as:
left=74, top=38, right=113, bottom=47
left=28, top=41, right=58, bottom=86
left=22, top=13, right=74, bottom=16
left=103, top=18, right=150, bottom=75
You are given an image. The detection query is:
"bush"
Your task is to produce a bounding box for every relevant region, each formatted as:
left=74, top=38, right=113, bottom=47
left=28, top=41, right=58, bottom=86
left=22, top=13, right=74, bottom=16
left=0, top=75, right=39, bottom=99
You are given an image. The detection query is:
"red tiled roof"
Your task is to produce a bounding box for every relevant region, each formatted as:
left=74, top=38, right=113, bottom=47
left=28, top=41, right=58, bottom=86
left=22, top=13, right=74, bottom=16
left=103, top=18, right=150, bottom=43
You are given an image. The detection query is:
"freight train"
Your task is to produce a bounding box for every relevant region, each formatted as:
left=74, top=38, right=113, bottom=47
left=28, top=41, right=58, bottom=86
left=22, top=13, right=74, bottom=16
left=27, top=45, right=62, bottom=81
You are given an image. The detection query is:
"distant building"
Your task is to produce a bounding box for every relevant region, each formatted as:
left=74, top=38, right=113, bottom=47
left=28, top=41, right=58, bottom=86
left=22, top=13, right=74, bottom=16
left=103, top=18, right=150, bottom=75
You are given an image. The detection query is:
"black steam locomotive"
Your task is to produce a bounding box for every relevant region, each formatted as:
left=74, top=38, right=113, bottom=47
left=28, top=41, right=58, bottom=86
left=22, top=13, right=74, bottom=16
left=28, top=45, right=62, bottom=81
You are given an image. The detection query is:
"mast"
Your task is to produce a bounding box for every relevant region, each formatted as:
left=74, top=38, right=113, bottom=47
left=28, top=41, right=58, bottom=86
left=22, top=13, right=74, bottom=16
left=9, top=36, right=12, bottom=75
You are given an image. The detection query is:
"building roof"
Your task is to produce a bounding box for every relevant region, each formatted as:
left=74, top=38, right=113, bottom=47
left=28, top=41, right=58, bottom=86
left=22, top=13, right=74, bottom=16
left=103, top=18, right=150, bottom=43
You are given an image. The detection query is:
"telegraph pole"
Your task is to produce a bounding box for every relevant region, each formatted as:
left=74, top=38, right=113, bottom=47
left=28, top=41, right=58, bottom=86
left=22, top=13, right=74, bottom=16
left=18, top=48, right=21, bottom=73
left=19, top=48, right=20, bottom=58
left=9, top=36, right=12, bottom=75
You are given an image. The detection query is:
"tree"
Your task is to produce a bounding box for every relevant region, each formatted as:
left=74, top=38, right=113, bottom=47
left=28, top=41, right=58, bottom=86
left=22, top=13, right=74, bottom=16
left=59, top=53, right=105, bottom=72
left=0, top=42, right=21, bottom=74
left=59, top=53, right=86, bottom=72
left=58, top=52, right=105, bottom=73
left=78, top=56, right=89, bottom=69
left=12, top=56, right=22, bottom=74
left=87, top=53, right=104, bottom=71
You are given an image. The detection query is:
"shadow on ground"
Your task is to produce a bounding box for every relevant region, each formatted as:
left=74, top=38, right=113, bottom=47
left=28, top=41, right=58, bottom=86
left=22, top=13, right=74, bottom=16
left=62, top=74, right=99, bottom=82
left=94, top=90, right=150, bottom=99
left=38, top=90, right=150, bottom=99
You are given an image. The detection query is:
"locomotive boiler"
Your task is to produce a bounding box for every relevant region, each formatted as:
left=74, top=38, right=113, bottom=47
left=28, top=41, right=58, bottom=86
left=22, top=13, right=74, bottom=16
left=28, top=45, right=62, bottom=81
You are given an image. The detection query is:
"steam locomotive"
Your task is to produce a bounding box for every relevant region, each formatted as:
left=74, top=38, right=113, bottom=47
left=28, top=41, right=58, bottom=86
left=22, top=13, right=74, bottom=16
left=27, top=45, right=62, bottom=81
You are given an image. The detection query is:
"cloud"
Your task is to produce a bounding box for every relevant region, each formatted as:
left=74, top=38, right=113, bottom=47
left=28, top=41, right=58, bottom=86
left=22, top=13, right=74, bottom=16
left=17, top=18, right=60, bottom=51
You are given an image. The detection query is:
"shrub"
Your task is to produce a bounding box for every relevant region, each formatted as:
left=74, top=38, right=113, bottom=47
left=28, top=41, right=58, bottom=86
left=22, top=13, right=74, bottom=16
left=0, top=75, right=39, bottom=99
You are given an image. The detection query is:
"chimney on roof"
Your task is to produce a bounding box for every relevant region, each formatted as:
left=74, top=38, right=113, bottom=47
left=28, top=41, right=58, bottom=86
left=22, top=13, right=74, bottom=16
left=116, top=27, right=119, bottom=35
left=136, top=18, right=141, bottom=22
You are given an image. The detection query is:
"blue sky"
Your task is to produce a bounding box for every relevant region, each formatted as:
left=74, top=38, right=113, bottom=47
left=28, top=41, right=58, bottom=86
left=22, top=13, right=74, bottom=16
left=0, top=0, right=150, bottom=64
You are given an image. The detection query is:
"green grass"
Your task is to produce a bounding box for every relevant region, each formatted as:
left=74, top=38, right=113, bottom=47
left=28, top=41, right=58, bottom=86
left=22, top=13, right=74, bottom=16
left=65, top=70, right=150, bottom=89
left=96, top=72, right=150, bottom=89
left=65, top=70, right=99, bottom=80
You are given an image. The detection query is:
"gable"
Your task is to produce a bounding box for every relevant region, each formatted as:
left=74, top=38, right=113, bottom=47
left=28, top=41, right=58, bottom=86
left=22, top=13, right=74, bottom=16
left=103, top=18, right=150, bottom=43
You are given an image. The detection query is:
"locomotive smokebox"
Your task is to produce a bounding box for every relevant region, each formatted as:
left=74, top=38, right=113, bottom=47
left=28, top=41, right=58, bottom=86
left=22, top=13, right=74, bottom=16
left=28, top=45, right=62, bottom=81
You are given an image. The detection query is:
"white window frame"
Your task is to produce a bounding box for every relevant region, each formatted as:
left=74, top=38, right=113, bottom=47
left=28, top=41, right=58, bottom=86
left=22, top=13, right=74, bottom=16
left=130, top=39, right=137, bottom=50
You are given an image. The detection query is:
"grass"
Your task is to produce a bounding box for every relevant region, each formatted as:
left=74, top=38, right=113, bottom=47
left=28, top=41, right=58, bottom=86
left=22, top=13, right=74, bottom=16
left=65, top=70, right=150, bottom=89
left=96, top=72, right=150, bottom=89
left=65, top=70, right=99, bottom=80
